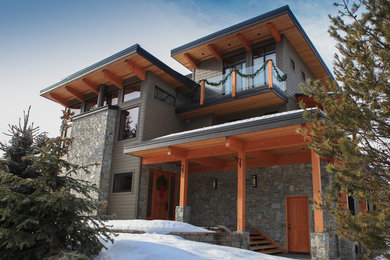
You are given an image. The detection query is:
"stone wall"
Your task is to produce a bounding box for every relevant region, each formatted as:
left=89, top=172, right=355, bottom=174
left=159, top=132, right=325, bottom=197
left=187, top=162, right=331, bottom=250
left=67, top=107, right=117, bottom=206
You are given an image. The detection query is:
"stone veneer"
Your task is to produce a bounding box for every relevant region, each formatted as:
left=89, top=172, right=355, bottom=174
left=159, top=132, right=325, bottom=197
left=67, top=107, right=117, bottom=209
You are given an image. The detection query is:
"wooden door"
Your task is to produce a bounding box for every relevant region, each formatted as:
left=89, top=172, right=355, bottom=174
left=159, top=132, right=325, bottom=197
left=146, top=169, right=178, bottom=220
left=286, top=196, right=310, bottom=253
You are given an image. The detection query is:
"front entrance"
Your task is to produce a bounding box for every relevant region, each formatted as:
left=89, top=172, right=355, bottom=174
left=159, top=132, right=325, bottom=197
left=146, top=169, right=178, bottom=220
left=286, top=196, right=310, bottom=253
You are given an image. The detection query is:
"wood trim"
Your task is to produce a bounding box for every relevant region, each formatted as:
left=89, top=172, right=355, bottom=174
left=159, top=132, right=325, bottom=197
left=267, top=22, right=281, bottom=42
left=64, top=86, right=85, bottom=102
left=179, top=158, right=189, bottom=206
left=168, top=146, right=187, bottom=158
left=237, top=33, right=251, bottom=51
left=237, top=150, right=246, bottom=231
left=207, top=44, right=222, bottom=61
left=200, top=80, right=205, bottom=105
left=81, top=78, right=99, bottom=94
left=232, top=70, right=237, bottom=98
left=102, top=69, right=123, bottom=89
left=191, top=157, right=226, bottom=168
left=124, top=59, right=146, bottom=81
left=268, top=60, right=273, bottom=89
left=184, top=53, right=199, bottom=69
left=49, top=93, right=68, bottom=107
left=311, top=150, right=324, bottom=232
left=225, top=136, right=244, bottom=152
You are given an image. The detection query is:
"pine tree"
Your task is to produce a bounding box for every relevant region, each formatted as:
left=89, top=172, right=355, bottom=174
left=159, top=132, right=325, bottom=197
left=0, top=108, right=113, bottom=259
left=300, top=0, right=389, bottom=257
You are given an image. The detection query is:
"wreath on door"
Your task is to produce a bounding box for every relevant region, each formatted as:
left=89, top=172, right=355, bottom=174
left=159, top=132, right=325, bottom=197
left=156, top=175, right=168, bottom=198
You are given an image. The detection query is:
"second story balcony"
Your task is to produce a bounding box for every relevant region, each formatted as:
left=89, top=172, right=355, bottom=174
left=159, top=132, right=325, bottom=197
left=176, top=60, right=288, bottom=118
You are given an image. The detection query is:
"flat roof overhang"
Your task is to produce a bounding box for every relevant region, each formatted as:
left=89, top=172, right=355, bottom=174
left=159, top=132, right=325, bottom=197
left=176, top=85, right=287, bottom=118
left=171, top=5, right=333, bottom=82
left=125, top=109, right=324, bottom=173
left=40, top=44, right=197, bottom=107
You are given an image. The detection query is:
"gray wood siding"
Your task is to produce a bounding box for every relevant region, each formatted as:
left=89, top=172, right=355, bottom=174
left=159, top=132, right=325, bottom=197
left=193, top=58, right=222, bottom=83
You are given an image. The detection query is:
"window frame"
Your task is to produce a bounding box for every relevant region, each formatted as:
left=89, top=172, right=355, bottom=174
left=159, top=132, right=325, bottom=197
left=153, top=85, right=176, bottom=107
left=122, top=82, right=141, bottom=103
left=112, top=172, right=133, bottom=193
left=118, top=106, right=140, bottom=141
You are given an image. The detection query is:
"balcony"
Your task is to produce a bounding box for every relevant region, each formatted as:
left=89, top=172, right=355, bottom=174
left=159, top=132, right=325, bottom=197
left=176, top=60, right=288, bottom=118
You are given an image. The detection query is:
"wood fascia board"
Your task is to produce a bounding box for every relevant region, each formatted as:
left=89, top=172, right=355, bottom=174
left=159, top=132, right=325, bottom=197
left=184, top=53, right=199, bottom=69
left=237, top=33, right=251, bottom=51
left=81, top=78, right=100, bottom=94
left=267, top=22, right=281, bottom=42
left=102, top=69, right=123, bottom=89
left=64, top=86, right=85, bottom=102
left=244, top=134, right=306, bottom=152
left=168, top=146, right=188, bottom=158
left=142, top=154, right=182, bottom=165
left=124, top=59, right=146, bottom=80
left=225, top=136, right=244, bottom=152
left=49, top=93, right=68, bottom=107
left=207, top=44, right=222, bottom=61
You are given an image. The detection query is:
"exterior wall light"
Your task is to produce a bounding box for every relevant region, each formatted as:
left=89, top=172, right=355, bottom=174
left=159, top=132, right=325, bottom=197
left=212, top=178, right=218, bottom=190
left=252, top=175, right=257, bottom=188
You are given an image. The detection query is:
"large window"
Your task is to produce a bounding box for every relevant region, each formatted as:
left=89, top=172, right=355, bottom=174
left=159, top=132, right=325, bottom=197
left=154, top=86, right=175, bottom=107
left=104, top=90, right=119, bottom=106
left=123, top=82, right=141, bottom=103
left=252, top=43, right=276, bottom=87
left=85, top=97, right=98, bottom=112
left=223, top=52, right=247, bottom=94
left=112, top=172, right=133, bottom=193
left=119, top=107, right=139, bottom=140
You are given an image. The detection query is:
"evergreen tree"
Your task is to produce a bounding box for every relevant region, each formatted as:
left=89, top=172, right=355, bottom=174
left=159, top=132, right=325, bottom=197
left=0, top=108, right=112, bottom=259
left=300, top=0, right=389, bottom=256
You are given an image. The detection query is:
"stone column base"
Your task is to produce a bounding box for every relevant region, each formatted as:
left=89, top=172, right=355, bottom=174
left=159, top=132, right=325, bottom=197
left=175, top=206, right=191, bottom=223
left=311, top=232, right=339, bottom=260
left=235, top=231, right=250, bottom=249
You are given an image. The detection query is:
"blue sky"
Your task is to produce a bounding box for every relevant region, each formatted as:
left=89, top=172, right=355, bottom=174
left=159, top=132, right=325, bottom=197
left=0, top=0, right=338, bottom=144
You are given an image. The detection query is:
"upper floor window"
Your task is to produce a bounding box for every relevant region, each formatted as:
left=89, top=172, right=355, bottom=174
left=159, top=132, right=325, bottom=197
left=290, top=59, right=295, bottom=71
left=301, top=71, right=306, bottom=81
left=119, top=106, right=139, bottom=140
left=85, top=97, right=98, bottom=112
left=154, top=86, right=175, bottom=107
left=223, top=52, right=247, bottom=93
left=252, top=43, right=276, bottom=87
left=123, top=82, right=141, bottom=103
left=112, top=172, right=133, bottom=193
left=104, top=90, right=119, bottom=106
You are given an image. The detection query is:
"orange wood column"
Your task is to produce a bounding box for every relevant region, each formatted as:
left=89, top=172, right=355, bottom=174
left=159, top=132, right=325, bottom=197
left=200, top=80, right=205, bottom=105
left=311, top=150, right=324, bottom=232
left=232, top=70, right=237, bottom=98
left=268, top=60, right=273, bottom=89
left=237, top=150, right=246, bottom=231
left=179, top=158, right=189, bottom=206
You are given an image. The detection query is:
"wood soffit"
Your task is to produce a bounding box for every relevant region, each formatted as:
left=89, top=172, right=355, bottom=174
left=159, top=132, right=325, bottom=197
left=41, top=53, right=187, bottom=106
left=172, top=13, right=329, bottom=82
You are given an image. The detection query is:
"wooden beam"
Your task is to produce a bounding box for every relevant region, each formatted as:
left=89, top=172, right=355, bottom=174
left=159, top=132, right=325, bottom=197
left=81, top=78, right=99, bottom=94
left=267, top=22, right=281, bottom=42
left=64, top=86, right=85, bottom=102
left=311, top=150, right=324, bottom=232
left=249, top=150, right=276, bottom=162
left=168, top=146, right=187, bottom=158
left=184, top=53, right=199, bottom=69
left=207, top=44, right=222, bottom=61
left=179, top=158, right=189, bottom=206
left=268, top=60, right=273, bottom=89
left=237, top=150, right=246, bottom=231
left=142, top=154, right=182, bottom=165
left=232, top=70, right=237, bottom=98
left=49, top=93, right=68, bottom=107
left=226, top=136, right=243, bottom=152
left=124, top=59, right=146, bottom=81
left=102, top=69, right=123, bottom=89
left=191, top=157, right=226, bottom=169
left=244, top=134, right=306, bottom=152
left=237, top=33, right=251, bottom=51
left=186, top=145, right=234, bottom=159
left=200, top=80, right=205, bottom=105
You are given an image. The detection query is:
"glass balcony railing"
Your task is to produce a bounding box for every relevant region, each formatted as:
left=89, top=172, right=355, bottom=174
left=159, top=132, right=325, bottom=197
left=198, top=60, right=286, bottom=105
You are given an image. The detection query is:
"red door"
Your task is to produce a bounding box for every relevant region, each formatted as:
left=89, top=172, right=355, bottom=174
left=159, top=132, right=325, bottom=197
left=146, top=169, right=178, bottom=220
left=286, top=196, right=310, bottom=252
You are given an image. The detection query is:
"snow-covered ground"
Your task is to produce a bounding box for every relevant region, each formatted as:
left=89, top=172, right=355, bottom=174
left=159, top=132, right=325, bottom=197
left=96, top=220, right=292, bottom=260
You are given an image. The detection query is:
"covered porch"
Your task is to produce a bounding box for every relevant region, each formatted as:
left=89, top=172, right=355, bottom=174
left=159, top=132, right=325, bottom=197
left=125, top=110, right=327, bottom=254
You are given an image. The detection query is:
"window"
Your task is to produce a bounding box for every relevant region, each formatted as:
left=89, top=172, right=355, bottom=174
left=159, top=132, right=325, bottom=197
left=119, top=107, right=139, bottom=140
left=85, top=97, right=98, bottom=112
left=123, top=82, right=141, bottom=102
left=290, top=59, right=295, bottom=71
left=112, top=172, right=133, bottom=193
left=223, top=52, right=247, bottom=93
left=104, top=90, right=119, bottom=106
left=301, top=71, right=306, bottom=81
left=154, top=86, right=175, bottom=106
left=252, top=43, right=276, bottom=87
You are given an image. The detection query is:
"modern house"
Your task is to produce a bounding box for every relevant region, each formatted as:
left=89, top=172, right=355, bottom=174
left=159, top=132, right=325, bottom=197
left=40, top=6, right=359, bottom=259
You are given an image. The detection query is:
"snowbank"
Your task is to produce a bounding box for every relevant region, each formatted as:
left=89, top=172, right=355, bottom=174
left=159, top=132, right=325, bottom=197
left=104, top=219, right=212, bottom=234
